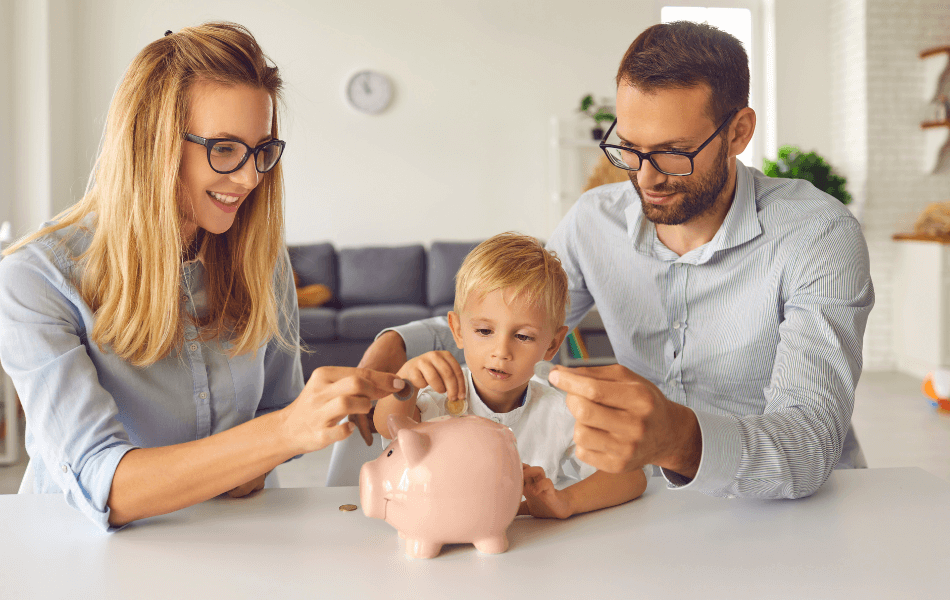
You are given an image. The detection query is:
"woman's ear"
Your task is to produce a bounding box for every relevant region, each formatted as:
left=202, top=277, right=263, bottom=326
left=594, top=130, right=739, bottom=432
left=447, top=311, right=464, bottom=350
left=544, top=325, right=570, bottom=361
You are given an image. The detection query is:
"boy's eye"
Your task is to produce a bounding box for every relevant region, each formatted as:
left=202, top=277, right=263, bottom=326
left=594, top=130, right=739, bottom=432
left=474, top=328, right=492, bottom=336
left=515, top=334, right=535, bottom=342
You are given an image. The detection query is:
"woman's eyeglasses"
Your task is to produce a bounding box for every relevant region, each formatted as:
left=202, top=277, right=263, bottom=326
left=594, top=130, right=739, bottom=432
left=184, top=133, right=286, bottom=174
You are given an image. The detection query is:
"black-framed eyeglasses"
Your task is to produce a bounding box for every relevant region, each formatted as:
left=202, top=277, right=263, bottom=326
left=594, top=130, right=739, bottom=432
left=599, top=109, right=738, bottom=176
left=184, top=133, right=286, bottom=174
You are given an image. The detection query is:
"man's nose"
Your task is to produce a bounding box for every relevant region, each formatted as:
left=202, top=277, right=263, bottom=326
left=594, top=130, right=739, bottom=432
left=637, top=158, right=668, bottom=190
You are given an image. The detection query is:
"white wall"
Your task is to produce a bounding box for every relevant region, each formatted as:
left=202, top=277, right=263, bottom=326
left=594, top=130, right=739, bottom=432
left=859, top=0, right=950, bottom=371
left=55, top=0, right=654, bottom=246
left=0, top=1, right=12, bottom=233
left=3, top=0, right=841, bottom=248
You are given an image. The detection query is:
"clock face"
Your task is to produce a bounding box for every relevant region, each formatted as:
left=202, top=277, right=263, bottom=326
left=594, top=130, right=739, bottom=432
left=346, top=70, right=393, bottom=114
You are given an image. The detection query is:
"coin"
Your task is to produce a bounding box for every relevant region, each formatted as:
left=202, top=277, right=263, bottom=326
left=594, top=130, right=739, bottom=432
left=393, top=379, right=415, bottom=402
left=339, top=504, right=358, bottom=512
left=446, top=397, right=467, bottom=416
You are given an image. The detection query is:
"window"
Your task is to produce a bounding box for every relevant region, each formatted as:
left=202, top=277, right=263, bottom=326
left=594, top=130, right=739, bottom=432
left=659, top=2, right=772, bottom=171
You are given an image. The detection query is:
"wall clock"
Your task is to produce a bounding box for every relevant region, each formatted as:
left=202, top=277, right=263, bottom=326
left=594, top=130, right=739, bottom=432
left=345, top=70, right=394, bottom=114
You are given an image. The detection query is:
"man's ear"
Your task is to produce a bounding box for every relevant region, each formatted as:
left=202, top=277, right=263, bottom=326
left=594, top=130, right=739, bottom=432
left=447, top=311, right=464, bottom=350
left=728, top=107, right=756, bottom=157
left=544, top=325, right=569, bottom=361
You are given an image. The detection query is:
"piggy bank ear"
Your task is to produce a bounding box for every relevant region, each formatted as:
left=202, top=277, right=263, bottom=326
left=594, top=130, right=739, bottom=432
left=396, top=428, right=431, bottom=467
left=387, top=413, right=419, bottom=439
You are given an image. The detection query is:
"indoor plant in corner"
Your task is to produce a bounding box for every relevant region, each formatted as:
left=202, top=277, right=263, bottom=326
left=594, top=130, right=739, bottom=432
left=579, top=94, right=616, bottom=141
left=763, top=146, right=852, bottom=204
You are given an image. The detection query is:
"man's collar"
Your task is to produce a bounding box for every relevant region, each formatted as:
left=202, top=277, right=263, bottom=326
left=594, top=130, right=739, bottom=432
left=625, top=160, right=762, bottom=262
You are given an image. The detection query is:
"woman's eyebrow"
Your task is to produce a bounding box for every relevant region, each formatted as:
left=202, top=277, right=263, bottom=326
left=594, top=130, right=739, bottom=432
left=209, top=132, right=274, bottom=145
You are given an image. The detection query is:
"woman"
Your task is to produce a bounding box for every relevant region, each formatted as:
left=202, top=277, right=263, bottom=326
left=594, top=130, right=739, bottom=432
left=0, top=22, right=402, bottom=530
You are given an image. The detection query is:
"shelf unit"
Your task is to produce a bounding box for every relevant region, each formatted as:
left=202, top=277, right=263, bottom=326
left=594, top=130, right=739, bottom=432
left=892, top=234, right=950, bottom=378
left=559, top=307, right=616, bottom=367
left=920, top=46, right=950, bottom=173
left=547, top=116, right=605, bottom=236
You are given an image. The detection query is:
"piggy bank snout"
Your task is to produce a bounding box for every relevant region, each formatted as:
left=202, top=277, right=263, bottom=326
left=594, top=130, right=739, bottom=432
left=358, top=461, right=384, bottom=520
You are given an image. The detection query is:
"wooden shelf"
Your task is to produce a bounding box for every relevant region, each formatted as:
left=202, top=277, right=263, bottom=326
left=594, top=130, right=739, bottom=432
left=893, top=233, right=950, bottom=244
left=920, top=46, right=950, bottom=59
left=921, top=120, right=950, bottom=129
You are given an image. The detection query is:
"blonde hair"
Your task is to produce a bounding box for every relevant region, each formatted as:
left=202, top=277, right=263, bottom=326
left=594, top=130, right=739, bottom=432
left=3, top=22, right=290, bottom=366
left=454, top=232, right=569, bottom=330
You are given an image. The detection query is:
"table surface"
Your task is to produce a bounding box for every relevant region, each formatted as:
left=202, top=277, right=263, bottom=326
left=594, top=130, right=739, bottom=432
left=2, top=467, right=947, bottom=599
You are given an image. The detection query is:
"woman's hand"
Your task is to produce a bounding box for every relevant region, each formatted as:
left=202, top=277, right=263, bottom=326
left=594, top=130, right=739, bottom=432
left=280, top=366, right=405, bottom=455
left=520, top=464, right=573, bottom=519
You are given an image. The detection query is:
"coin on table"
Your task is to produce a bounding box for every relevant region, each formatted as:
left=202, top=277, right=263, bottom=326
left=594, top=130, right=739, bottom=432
left=339, top=504, right=358, bottom=512
left=446, top=397, right=467, bottom=416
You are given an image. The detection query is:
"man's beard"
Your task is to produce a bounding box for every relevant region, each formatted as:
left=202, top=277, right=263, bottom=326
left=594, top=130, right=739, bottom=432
left=630, top=139, right=730, bottom=226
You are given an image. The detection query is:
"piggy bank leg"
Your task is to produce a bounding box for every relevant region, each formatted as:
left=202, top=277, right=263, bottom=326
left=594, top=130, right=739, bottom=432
left=473, top=534, right=509, bottom=555
left=405, top=538, right=444, bottom=559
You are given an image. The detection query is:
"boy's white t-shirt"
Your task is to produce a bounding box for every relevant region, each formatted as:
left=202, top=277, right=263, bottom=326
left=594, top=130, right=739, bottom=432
left=416, top=366, right=597, bottom=488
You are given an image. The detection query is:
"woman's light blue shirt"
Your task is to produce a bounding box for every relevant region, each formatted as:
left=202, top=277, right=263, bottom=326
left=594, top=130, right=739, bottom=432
left=0, top=219, right=304, bottom=531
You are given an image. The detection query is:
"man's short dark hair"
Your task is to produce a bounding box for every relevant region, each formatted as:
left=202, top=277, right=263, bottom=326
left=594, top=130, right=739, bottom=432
left=616, top=21, right=749, bottom=125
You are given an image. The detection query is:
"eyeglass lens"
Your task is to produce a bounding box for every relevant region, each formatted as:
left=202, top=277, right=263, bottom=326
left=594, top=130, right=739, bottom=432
left=602, top=147, right=692, bottom=176
left=209, top=140, right=282, bottom=173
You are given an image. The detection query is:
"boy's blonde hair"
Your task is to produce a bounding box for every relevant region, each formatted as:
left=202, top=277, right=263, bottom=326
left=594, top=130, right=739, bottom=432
left=454, top=232, right=569, bottom=330
left=3, top=22, right=290, bottom=366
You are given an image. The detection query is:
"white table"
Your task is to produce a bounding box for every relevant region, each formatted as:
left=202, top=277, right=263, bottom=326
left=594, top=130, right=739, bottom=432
left=1, top=467, right=946, bottom=599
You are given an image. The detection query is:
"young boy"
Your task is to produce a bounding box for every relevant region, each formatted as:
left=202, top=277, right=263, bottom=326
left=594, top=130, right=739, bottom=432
left=373, top=232, right=646, bottom=519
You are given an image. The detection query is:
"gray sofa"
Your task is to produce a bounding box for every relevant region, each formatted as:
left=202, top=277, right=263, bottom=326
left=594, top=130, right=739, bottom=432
left=288, top=241, right=481, bottom=376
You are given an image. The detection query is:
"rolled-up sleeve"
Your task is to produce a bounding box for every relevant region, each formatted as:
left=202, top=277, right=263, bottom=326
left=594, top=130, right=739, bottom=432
left=0, top=244, right=137, bottom=531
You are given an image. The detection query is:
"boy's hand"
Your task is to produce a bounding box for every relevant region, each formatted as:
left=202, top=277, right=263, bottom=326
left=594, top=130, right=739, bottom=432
left=397, top=351, right=466, bottom=405
left=521, top=464, right=573, bottom=519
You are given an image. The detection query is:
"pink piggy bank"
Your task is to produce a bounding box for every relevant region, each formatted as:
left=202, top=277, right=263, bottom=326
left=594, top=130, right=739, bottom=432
left=359, top=414, right=522, bottom=559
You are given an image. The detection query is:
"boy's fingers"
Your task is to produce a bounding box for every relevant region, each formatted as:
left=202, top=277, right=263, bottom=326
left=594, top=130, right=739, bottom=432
left=351, top=413, right=375, bottom=445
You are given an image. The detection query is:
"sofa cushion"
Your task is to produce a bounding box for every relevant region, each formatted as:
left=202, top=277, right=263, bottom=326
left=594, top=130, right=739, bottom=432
left=426, top=241, right=481, bottom=308
left=337, top=305, right=432, bottom=340
left=338, top=245, right=426, bottom=306
left=298, top=307, right=337, bottom=342
left=431, top=304, right=454, bottom=318
left=288, top=243, right=338, bottom=294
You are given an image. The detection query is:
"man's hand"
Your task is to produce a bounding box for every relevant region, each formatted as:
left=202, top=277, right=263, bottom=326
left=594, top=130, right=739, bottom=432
left=226, top=470, right=270, bottom=498
left=347, top=331, right=411, bottom=445
left=520, top=464, right=573, bottom=519
left=397, top=351, right=466, bottom=405
left=549, top=364, right=702, bottom=478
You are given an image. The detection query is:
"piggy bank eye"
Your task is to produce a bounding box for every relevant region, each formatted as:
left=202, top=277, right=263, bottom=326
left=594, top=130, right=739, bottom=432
left=387, top=449, right=393, bottom=457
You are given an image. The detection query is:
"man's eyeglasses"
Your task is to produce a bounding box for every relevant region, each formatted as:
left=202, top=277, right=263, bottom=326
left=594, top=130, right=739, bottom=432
left=184, top=133, right=286, bottom=175
left=599, top=109, right=738, bottom=176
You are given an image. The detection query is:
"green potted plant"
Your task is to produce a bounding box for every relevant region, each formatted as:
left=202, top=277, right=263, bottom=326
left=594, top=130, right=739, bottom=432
left=763, top=146, right=852, bottom=204
left=579, top=94, right=616, bottom=141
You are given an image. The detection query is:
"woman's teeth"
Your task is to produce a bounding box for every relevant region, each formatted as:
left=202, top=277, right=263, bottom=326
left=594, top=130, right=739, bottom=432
left=208, top=191, right=239, bottom=205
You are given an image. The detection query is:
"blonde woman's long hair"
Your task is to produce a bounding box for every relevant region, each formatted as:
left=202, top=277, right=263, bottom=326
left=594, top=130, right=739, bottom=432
left=3, top=22, right=292, bottom=366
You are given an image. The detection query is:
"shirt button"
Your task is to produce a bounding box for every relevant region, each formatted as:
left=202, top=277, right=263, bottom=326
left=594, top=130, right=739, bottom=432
left=61, top=465, right=68, bottom=473
left=199, top=392, right=207, bottom=400
left=673, top=321, right=681, bottom=329
left=190, top=343, right=198, bottom=352
left=181, top=294, right=188, bottom=303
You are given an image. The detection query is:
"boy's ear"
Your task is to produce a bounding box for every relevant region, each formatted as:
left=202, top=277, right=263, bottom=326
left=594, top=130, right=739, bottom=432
left=544, top=325, right=570, bottom=361
left=447, top=311, right=464, bottom=349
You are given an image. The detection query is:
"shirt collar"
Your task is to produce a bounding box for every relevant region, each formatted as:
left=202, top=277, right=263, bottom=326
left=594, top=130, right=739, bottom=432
left=625, top=160, right=762, bottom=263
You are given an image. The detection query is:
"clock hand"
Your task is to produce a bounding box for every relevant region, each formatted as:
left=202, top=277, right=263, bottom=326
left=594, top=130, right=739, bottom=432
left=362, top=77, right=372, bottom=94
